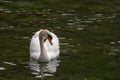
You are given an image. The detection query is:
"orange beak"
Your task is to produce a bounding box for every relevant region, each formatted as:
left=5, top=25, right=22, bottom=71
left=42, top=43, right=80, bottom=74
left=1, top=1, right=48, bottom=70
left=48, top=37, right=53, bottom=45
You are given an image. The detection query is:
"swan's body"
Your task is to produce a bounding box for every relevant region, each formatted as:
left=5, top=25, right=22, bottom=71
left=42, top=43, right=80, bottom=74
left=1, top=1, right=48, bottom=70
left=30, top=29, right=59, bottom=62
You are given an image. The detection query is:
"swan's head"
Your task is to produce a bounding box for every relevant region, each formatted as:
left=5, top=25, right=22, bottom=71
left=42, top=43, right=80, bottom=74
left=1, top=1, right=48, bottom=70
left=40, top=29, right=53, bottom=45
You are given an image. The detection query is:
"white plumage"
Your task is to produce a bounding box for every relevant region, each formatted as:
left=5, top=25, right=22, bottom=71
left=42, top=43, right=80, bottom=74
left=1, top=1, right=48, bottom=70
left=30, top=29, right=59, bottom=62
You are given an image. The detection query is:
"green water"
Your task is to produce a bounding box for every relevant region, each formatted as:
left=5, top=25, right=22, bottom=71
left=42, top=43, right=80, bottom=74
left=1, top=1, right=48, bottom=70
left=0, top=0, right=120, bottom=80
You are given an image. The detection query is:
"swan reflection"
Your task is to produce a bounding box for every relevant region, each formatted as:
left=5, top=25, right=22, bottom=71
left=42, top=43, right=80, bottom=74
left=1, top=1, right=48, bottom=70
left=29, top=59, right=60, bottom=78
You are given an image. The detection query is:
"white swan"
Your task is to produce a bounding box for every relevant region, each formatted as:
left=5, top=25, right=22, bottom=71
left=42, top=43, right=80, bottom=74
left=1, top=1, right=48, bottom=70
left=30, top=29, right=59, bottom=62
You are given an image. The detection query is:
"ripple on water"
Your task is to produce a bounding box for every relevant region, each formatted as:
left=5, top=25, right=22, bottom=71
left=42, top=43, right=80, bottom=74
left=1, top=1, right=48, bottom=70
left=61, top=13, right=78, bottom=16
left=110, top=41, right=120, bottom=44
left=0, top=8, right=8, bottom=11
left=95, top=14, right=103, bottom=17
left=117, top=41, right=120, bottom=44
left=61, top=50, right=68, bottom=52
left=5, top=10, right=12, bottom=13
left=107, top=15, right=116, bottom=19
left=60, top=43, right=69, bottom=46
left=29, top=59, right=60, bottom=78
left=3, top=61, right=16, bottom=66
left=68, top=19, right=74, bottom=22
left=14, top=36, right=29, bottom=39
left=22, top=37, right=29, bottom=39
left=0, top=27, right=6, bottom=29
left=80, top=20, right=94, bottom=23
left=0, top=0, right=12, bottom=3
left=108, top=46, right=120, bottom=56
left=77, top=44, right=80, bottom=46
left=88, top=18, right=97, bottom=21
left=67, top=22, right=75, bottom=26
left=56, top=27, right=61, bottom=29
left=75, top=19, right=81, bottom=22
left=9, top=26, right=14, bottom=28
left=67, top=9, right=76, bottom=12
left=35, top=73, right=53, bottom=78
left=110, top=42, right=116, bottom=45
left=31, top=72, right=39, bottom=75
left=59, top=37, right=66, bottom=40
left=77, top=28, right=84, bottom=31
left=0, top=7, right=12, bottom=13
left=56, top=10, right=63, bottom=13
left=0, top=67, right=5, bottom=71
left=97, top=19, right=102, bottom=22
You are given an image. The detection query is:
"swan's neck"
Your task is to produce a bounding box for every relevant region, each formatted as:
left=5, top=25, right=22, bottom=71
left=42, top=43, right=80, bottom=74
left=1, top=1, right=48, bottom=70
left=39, top=36, right=45, bottom=53
left=39, top=35, right=49, bottom=62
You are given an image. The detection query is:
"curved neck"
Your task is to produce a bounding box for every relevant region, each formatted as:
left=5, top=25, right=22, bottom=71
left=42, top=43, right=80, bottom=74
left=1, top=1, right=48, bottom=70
left=39, top=34, right=49, bottom=62
left=39, top=35, right=45, bottom=55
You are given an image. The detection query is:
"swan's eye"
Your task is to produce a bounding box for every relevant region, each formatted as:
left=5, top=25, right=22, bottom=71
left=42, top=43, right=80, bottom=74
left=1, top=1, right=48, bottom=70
left=44, top=39, right=47, bottom=42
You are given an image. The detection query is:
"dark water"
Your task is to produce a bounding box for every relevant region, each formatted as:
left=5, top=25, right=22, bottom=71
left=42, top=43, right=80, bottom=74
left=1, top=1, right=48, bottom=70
left=0, top=0, right=120, bottom=80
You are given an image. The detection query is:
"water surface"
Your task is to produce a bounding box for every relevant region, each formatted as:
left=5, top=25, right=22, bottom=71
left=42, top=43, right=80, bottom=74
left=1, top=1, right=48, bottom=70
left=0, top=0, right=120, bottom=80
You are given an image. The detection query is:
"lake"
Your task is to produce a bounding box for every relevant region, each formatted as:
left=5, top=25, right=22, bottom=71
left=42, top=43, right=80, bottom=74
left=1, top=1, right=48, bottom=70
left=0, top=0, right=120, bottom=80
